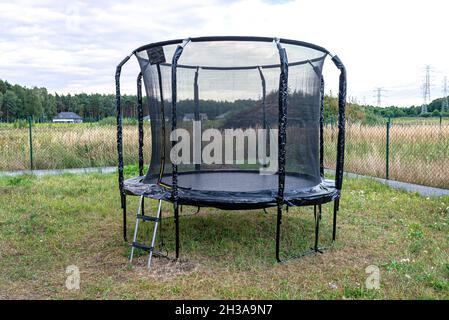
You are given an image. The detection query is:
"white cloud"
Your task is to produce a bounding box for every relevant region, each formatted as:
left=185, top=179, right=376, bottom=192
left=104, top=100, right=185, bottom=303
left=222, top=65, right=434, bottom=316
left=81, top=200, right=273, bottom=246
left=0, top=0, right=448, bottom=106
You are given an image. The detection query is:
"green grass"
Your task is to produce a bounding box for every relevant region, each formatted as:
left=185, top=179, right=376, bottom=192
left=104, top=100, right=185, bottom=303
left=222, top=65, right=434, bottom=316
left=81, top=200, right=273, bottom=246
left=0, top=170, right=448, bottom=299
left=392, top=117, right=449, bottom=124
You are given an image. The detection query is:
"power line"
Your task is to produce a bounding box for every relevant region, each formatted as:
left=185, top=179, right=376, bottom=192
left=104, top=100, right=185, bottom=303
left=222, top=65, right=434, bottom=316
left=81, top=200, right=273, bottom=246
left=373, top=87, right=387, bottom=107
left=421, top=65, right=431, bottom=113
left=442, top=76, right=448, bottom=112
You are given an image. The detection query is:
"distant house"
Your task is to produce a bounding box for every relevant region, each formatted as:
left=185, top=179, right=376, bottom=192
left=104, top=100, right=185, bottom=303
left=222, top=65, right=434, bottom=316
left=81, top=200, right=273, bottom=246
left=182, top=113, right=208, bottom=121
left=215, top=111, right=232, bottom=120
left=52, top=112, right=83, bottom=123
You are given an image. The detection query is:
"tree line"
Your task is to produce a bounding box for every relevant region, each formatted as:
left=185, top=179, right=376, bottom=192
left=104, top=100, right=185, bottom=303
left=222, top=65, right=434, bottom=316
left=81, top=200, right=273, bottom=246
left=0, top=79, right=125, bottom=122
left=0, top=79, right=256, bottom=122
left=0, top=79, right=447, bottom=123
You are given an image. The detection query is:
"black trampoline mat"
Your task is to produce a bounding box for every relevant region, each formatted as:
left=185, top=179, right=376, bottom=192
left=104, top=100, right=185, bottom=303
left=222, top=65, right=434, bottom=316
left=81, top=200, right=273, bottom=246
left=159, top=171, right=318, bottom=192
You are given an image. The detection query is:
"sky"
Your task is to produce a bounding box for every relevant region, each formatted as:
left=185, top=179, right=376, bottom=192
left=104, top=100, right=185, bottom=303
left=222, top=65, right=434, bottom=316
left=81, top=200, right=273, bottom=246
left=0, top=0, right=448, bottom=107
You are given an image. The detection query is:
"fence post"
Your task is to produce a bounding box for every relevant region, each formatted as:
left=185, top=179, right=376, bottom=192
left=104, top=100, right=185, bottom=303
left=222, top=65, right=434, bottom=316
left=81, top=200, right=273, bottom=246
left=28, top=116, right=34, bottom=171
left=385, top=117, right=391, bottom=180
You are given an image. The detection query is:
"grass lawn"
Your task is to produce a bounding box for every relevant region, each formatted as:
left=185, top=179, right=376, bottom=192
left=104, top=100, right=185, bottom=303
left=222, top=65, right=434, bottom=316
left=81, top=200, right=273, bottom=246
left=0, top=170, right=447, bottom=299
left=392, top=117, right=449, bottom=124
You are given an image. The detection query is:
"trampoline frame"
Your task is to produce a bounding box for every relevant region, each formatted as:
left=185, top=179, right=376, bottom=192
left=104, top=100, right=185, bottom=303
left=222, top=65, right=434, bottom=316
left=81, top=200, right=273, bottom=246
left=115, top=36, right=347, bottom=262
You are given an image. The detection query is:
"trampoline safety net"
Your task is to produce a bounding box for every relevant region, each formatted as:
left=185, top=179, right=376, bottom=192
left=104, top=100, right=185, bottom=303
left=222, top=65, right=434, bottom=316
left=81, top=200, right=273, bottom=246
left=135, top=39, right=328, bottom=193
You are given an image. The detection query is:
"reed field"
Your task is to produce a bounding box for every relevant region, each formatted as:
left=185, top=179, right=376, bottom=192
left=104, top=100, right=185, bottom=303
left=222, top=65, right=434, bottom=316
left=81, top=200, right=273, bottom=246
left=0, top=123, right=151, bottom=171
left=324, top=122, right=449, bottom=189
left=0, top=121, right=448, bottom=188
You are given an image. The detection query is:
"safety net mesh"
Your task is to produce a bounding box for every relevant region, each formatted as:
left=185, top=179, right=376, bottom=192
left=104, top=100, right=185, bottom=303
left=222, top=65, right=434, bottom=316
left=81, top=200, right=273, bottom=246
left=136, top=39, right=327, bottom=192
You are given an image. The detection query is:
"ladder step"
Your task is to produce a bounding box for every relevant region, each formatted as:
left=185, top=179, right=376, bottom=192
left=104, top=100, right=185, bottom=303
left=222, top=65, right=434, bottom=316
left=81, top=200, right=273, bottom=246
left=136, top=214, right=159, bottom=222
left=132, top=242, right=154, bottom=252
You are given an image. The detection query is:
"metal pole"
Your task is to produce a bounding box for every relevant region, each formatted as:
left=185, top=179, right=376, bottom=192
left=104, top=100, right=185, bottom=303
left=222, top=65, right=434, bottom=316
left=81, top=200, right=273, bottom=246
left=331, top=55, right=347, bottom=192
left=129, top=196, right=144, bottom=262
left=314, top=205, right=322, bottom=251
left=386, top=117, right=391, bottom=180
left=275, top=39, right=288, bottom=263
left=137, top=72, right=144, bottom=177
left=275, top=203, right=282, bottom=262
left=257, top=67, right=269, bottom=168
left=257, top=67, right=267, bottom=130
left=116, top=53, right=132, bottom=242
left=194, top=67, right=201, bottom=171
left=332, top=200, right=338, bottom=241
left=148, top=199, right=162, bottom=269
left=319, top=77, right=325, bottom=177
left=28, top=116, right=33, bottom=171
left=170, top=39, right=190, bottom=259
left=174, top=202, right=180, bottom=259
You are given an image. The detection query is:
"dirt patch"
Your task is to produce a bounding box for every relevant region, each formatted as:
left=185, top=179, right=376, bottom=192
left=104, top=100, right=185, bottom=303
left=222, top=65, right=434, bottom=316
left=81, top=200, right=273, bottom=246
left=131, top=257, right=199, bottom=282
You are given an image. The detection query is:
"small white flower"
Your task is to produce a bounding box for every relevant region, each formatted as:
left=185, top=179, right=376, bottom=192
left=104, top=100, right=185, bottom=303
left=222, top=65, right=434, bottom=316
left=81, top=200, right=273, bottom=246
left=405, top=274, right=411, bottom=279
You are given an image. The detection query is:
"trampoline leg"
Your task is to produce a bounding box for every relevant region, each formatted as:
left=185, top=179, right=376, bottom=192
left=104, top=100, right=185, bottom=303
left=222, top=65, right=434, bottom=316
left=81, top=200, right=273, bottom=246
left=174, top=202, right=180, bottom=259
left=122, top=194, right=127, bottom=242
left=275, top=202, right=283, bottom=262
left=313, top=205, right=322, bottom=252
left=332, top=200, right=339, bottom=242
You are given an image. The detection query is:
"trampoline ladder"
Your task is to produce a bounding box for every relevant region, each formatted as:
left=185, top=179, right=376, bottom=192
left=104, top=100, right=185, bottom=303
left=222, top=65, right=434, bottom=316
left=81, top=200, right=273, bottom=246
left=129, top=197, right=162, bottom=269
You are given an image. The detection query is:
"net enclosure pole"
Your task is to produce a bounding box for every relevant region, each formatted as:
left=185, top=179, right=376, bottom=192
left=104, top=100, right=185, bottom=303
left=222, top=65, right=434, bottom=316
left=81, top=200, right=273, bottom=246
left=156, top=64, right=167, bottom=182
left=137, top=72, right=144, bottom=177
left=170, top=39, right=190, bottom=259
left=275, top=39, right=289, bottom=262
left=320, top=77, right=325, bottom=177
left=386, top=117, right=391, bottom=180
left=331, top=55, right=347, bottom=192
left=331, top=55, right=347, bottom=241
left=257, top=66, right=269, bottom=168
left=155, top=63, right=166, bottom=240
left=28, top=116, right=33, bottom=171
left=257, top=67, right=267, bottom=131
left=137, top=72, right=145, bottom=215
left=194, top=66, right=201, bottom=171
left=116, top=53, right=132, bottom=242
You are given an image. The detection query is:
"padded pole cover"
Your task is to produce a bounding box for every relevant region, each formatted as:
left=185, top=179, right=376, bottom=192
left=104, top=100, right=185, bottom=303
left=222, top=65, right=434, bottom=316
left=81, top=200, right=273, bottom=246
left=276, top=42, right=289, bottom=203
left=170, top=41, right=189, bottom=200
left=137, top=72, right=144, bottom=177
left=320, top=77, right=325, bottom=177
left=331, top=55, right=347, bottom=191
left=115, top=54, right=131, bottom=199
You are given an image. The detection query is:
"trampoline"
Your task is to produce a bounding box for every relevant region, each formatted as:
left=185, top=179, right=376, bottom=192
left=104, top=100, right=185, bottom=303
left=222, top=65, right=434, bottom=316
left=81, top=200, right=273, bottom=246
left=115, top=36, right=346, bottom=266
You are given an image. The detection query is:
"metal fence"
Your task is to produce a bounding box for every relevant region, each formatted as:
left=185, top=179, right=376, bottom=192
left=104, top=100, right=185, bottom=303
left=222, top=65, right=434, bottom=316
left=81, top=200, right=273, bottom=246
left=0, top=117, right=448, bottom=189
left=324, top=119, right=449, bottom=189
left=0, top=118, right=151, bottom=172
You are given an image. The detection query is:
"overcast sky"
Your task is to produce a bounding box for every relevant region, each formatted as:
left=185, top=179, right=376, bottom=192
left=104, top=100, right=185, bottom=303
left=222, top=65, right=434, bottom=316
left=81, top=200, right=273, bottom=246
left=1, top=0, right=448, bottom=107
